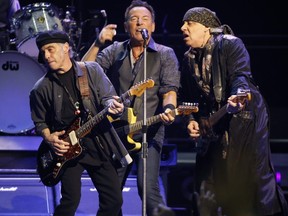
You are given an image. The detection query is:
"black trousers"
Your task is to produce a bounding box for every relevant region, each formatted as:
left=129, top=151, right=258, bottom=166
left=54, top=154, right=123, bottom=216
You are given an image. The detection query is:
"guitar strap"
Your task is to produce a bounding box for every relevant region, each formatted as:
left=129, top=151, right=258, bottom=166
left=77, top=62, right=95, bottom=116
left=77, top=62, right=90, bottom=98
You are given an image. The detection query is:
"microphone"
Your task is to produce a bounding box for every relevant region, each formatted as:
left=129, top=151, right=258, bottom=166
left=140, top=28, right=149, bottom=40
left=100, top=10, right=108, bottom=27
left=101, top=9, right=107, bottom=18
left=94, top=10, right=107, bottom=46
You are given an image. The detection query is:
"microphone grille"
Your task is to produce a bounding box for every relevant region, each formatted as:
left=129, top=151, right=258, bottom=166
left=100, top=10, right=107, bottom=18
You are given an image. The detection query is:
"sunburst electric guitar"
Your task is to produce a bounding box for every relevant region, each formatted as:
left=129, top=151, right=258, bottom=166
left=37, top=78, right=155, bottom=187
left=109, top=103, right=199, bottom=152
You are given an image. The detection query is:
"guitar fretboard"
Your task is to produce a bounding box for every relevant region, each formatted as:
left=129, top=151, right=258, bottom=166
left=128, top=110, right=177, bottom=133
left=76, top=107, right=109, bottom=138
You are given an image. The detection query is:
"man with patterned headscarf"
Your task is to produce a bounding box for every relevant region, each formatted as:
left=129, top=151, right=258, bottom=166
left=179, top=7, right=288, bottom=216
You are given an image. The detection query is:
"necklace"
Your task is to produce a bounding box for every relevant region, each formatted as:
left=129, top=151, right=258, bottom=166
left=131, top=47, right=143, bottom=60
left=130, top=49, right=142, bottom=66
left=133, top=55, right=139, bottom=60
left=132, top=52, right=141, bottom=60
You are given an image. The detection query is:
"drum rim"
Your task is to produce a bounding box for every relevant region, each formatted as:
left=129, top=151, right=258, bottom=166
left=23, top=2, right=53, bottom=11
left=16, top=35, right=38, bottom=47
left=12, top=2, right=61, bottom=20
left=0, top=50, right=47, bottom=134
left=0, top=50, right=45, bottom=66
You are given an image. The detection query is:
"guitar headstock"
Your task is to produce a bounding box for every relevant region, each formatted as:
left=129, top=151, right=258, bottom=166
left=236, top=88, right=252, bottom=103
left=176, top=102, right=199, bottom=116
left=129, top=78, right=155, bottom=97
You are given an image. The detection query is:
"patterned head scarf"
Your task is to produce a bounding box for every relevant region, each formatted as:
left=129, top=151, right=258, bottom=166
left=183, top=7, right=221, bottom=28
left=183, top=7, right=234, bottom=35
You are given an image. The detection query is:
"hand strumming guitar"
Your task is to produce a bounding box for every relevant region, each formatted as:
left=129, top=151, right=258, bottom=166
left=187, top=120, right=200, bottom=139
left=42, top=128, right=70, bottom=156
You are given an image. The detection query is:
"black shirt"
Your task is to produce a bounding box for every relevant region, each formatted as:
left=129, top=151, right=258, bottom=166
left=57, top=67, right=80, bottom=127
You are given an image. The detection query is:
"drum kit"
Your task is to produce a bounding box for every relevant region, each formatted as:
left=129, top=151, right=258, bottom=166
left=0, top=2, right=93, bottom=135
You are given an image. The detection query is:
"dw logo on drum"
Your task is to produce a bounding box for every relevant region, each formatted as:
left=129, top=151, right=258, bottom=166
left=2, top=61, right=19, bottom=71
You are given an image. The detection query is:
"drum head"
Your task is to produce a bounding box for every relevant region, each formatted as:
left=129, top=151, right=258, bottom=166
left=12, top=2, right=63, bottom=58
left=17, top=37, right=39, bottom=59
left=0, top=51, right=46, bottom=134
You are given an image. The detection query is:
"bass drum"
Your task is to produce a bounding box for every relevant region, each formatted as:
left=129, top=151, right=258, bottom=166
left=11, top=2, right=63, bottom=58
left=0, top=51, right=46, bottom=134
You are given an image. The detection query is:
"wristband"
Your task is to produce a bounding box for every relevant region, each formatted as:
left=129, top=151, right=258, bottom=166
left=189, top=114, right=195, bottom=121
left=94, top=38, right=104, bottom=47
left=163, top=104, right=176, bottom=112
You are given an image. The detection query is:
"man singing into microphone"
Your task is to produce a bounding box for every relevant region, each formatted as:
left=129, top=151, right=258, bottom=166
left=82, top=0, right=180, bottom=215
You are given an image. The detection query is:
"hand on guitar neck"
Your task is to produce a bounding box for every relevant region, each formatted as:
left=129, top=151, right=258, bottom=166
left=226, top=89, right=251, bottom=114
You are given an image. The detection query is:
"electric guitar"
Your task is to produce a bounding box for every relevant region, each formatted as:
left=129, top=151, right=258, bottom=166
left=36, top=78, right=155, bottom=187
left=110, top=103, right=199, bottom=152
left=196, top=89, right=251, bottom=155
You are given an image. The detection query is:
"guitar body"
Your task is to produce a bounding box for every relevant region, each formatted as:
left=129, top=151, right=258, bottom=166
left=113, top=124, right=142, bottom=152
left=111, top=108, right=141, bottom=152
left=37, top=118, right=83, bottom=187
left=196, top=116, right=218, bottom=156
left=126, top=134, right=142, bottom=152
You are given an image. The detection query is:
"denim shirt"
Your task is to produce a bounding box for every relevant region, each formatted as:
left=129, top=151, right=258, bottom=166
left=96, top=38, right=180, bottom=143
left=97, top=38, right=180, bottom=118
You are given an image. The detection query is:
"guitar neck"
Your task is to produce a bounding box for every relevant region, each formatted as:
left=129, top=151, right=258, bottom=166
left=128, top=109, right=177, bottom=133
left=76, top=107, right=109, bottom=139
left=119, top=91, right=130, bottom=103
left=71, top=79, right=154, bottom=140
left=209, top=104, right=228, bottom=126
left=208, top=91, right=251, bottom=127
left=75, top=88, right=131, bottom=138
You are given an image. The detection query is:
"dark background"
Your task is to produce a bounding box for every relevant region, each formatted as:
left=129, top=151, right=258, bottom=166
left=0, top=0, right=287, bottom=214
left=18, top=0, right=288, bottom=140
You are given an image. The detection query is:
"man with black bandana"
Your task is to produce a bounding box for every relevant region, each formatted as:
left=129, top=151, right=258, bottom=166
left=179, top=7, right=288, bottom=216
left=29, top=30, right=127, bottom=216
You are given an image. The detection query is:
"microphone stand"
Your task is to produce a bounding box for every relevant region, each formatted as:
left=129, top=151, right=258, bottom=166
left=141, top=34, right=148, bottom=216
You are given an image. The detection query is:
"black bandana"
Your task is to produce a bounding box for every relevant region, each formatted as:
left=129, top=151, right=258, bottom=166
left=183, top=7, right=221, bottom=28
left=183, top=7, right=234, bottom=35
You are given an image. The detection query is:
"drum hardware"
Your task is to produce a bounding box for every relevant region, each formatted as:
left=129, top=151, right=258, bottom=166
left=0, top=32, right=10, bottom=52
left=75, top=9, right=107, bottom=57
left=61, top=6, right=81, bottom=60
